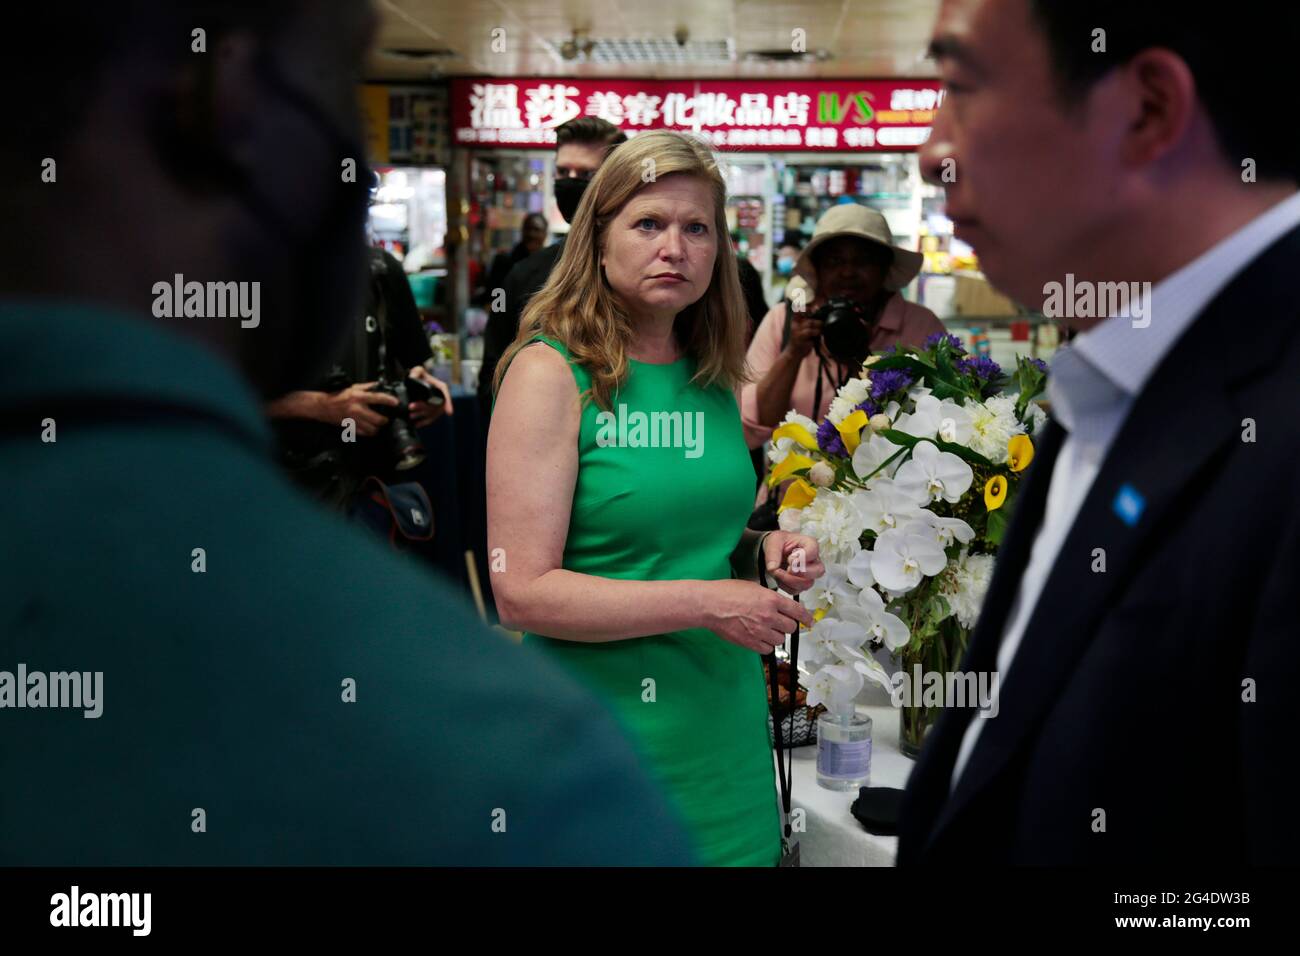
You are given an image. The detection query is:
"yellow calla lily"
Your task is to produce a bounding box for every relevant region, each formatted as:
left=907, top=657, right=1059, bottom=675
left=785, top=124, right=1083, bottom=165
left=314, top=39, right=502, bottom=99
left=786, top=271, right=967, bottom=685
left=1007, top=435, right=1034, bottom=472
left=768, top=452, right=814, bottom=487
left=771, top=422, right=819, bottom=452
left=813, top=606, right=828, bottom=623
left=836, top=410, right=870, bottom=455
left=985, top=475, right=1008, bottom=511
left=779, top=478, right=817, bottom=513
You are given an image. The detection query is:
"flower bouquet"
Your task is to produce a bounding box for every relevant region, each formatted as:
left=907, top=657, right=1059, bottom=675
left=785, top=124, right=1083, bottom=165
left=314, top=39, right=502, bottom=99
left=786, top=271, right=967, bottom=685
left=767, top=333, right=1049, bottom=757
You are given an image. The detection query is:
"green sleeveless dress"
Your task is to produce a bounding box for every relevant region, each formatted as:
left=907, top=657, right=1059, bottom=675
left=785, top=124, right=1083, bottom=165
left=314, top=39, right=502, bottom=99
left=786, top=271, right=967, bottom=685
left=512, top=335, right=780, bottom=866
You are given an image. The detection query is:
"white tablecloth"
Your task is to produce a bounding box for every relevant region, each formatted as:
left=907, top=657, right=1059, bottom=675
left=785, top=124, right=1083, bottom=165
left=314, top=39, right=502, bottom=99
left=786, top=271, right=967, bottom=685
left=776, top=704, right=914, bottom=867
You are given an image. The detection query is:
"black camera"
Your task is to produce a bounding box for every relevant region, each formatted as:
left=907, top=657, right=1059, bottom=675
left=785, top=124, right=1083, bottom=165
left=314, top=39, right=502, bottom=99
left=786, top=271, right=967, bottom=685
left=813, top=297, right=874, bottom=366
left=369, top=374, right=442, bottom=471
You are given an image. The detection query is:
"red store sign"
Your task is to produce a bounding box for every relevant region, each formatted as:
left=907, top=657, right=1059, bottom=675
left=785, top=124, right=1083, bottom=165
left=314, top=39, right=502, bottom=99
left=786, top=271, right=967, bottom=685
left=450, top=78, right=943, bottom=152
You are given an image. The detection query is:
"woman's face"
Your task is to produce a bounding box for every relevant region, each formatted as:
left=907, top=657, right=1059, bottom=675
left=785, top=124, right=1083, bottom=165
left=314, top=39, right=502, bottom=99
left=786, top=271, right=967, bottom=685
left=600, top=175, right=717, bottom=324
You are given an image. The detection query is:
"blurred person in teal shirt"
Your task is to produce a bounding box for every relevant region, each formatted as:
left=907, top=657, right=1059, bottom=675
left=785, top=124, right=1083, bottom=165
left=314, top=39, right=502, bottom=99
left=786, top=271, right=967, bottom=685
left=0, top=0, right=691, bottom=866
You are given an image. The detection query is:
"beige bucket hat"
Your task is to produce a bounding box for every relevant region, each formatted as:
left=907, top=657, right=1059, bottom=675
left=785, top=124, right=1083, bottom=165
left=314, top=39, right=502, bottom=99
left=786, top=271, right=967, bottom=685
left=793, top=202, right=924, bottom=294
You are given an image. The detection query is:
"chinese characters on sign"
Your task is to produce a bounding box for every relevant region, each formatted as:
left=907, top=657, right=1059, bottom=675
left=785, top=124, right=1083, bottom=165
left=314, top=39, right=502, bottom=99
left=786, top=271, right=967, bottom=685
left=453, top=79, right=944, bottom=152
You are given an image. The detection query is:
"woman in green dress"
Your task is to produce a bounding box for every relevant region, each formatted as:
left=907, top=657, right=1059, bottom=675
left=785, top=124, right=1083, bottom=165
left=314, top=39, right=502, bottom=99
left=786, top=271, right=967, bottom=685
left=487, top=130, right=824, bottom=866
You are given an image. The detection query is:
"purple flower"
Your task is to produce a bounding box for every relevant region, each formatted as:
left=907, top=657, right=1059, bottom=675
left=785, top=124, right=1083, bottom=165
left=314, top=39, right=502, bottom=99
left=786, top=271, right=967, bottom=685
left=817, top=418, right=847, bottom=457
left=869, top=369, right=914, bottom=401
left=1027, top=358, right=1048, bottom=374
left=924, top=332, right=966, bottom=353
left=854, top=399, right=880, bottom=417
left=957, top=355, right=1003, bottom=381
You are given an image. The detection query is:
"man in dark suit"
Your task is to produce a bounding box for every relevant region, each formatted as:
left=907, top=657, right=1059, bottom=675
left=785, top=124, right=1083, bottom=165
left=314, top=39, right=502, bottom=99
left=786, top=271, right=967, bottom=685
left=476, top=117, right=626, bottom=418
left=901, top=0, right=1300, bottom=864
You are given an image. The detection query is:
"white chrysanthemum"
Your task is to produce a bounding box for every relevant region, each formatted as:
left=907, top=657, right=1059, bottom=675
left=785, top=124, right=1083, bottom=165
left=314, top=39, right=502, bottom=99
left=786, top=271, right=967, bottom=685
left=1027, top=400, right=1048, bottom=435
left=799, top=490, right=868, bottom=564
left=967, top=395, right=1025, bottom=463
left=778, top=507, right=804, bottom=533
left=838, top=376, right=871, bottom=407
left=827, top=377, right=871, bottom=426
left=945, top=551, right=996, bottom=629
left=767, top=410, right=820, bottom=464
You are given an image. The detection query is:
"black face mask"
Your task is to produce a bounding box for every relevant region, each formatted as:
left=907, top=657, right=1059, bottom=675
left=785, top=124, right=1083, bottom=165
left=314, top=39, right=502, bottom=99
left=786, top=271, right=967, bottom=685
left=553, top=175, right=589, bottom=224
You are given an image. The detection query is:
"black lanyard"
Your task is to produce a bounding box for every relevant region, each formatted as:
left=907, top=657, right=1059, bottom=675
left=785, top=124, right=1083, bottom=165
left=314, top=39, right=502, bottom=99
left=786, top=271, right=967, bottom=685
left=760, top=559, right=800, bottom=844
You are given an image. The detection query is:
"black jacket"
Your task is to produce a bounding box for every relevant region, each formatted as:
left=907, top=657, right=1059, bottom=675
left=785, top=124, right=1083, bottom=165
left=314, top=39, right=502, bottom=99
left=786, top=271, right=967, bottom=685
left=898, top=223, right=1300, bottom=865
left=477, top=238, right=566, bottom=418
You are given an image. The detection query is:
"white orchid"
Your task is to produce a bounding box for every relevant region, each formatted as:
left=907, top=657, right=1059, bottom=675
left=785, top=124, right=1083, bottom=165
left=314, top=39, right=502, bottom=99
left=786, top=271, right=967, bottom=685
left=907, top=383, right=934, bottom=402
left=852, top=478, right=925, bottom=536
left=870, top=527, right=948, bottom=593
left=894, top=440, right=974, bottom=505
left=802, top=616, right=868, bottom=666
left=903, top=509, right=975, bottom=549
left=845, top=548, right=875, bottom=589
left=853, top=653, right=899, bottom=695
left=893, top=395, right=974, bottom=446
left=851, top=432, right=905, bottom=482
left=805, top=663, right=864, bottom=717
left=803, top=562, right=856, bottom=619
left=836, top=585, right=911, bottom=651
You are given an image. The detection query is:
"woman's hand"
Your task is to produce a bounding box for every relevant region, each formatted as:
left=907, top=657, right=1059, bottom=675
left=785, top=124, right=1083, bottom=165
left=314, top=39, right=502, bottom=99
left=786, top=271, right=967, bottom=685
left=702, top=580, right=815, bottom=655
left=761, top=532, right=824, bottom=594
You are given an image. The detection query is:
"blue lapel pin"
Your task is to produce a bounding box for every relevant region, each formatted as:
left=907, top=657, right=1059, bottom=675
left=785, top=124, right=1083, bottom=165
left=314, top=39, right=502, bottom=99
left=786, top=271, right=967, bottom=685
left=1113, top=484, right=1146, bottom=527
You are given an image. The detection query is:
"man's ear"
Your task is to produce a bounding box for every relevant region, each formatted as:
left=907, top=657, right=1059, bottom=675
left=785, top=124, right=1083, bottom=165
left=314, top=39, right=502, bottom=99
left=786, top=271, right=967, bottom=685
left=148, top=30, right=263, bottom=193
left=207, top=31, right=264, bottom=174
left=1116, top=48, right=1197, bottom=169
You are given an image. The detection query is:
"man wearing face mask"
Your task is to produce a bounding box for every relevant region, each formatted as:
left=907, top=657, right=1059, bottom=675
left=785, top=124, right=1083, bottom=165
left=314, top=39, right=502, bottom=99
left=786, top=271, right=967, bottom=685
left=0, top=0, right=691, bottom=866
left=476, top=117, right=627, bottom=418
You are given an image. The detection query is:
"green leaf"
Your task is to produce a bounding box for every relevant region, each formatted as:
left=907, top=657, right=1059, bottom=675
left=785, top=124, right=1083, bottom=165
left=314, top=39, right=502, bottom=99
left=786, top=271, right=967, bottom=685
left=877, top=429, right=995, bottom=469
left=985, top=506, right=1008, bottom=546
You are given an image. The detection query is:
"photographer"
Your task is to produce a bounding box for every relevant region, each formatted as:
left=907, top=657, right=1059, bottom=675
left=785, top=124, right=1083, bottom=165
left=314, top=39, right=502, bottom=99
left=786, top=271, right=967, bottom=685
left=267, top=245, right=452, bottom=510
left=740, top=204, right=946, bottom=450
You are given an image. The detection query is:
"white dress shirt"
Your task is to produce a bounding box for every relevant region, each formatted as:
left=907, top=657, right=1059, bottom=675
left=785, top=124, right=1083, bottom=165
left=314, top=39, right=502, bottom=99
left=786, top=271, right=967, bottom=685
left=949, top=190, right=1300, bottom=792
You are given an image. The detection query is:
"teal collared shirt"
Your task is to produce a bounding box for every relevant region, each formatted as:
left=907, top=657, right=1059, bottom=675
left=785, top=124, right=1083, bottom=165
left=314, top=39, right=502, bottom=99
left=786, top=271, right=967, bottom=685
left=0, top=300, right=693, bottom=865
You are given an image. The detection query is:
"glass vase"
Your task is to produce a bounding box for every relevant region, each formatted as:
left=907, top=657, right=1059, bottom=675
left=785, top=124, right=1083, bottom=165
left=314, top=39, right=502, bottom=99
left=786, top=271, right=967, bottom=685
left=897, top=626, right=970, bottom=759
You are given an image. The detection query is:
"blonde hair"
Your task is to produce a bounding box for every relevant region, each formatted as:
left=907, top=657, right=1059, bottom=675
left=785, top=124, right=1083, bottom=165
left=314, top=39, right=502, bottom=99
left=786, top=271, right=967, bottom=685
left=494, top=130, right=751, bottom=411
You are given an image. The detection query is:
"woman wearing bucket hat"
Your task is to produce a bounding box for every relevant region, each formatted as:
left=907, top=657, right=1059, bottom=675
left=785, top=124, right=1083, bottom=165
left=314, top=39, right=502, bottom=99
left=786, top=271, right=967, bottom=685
left=740, top=203, right=946, bottom=452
